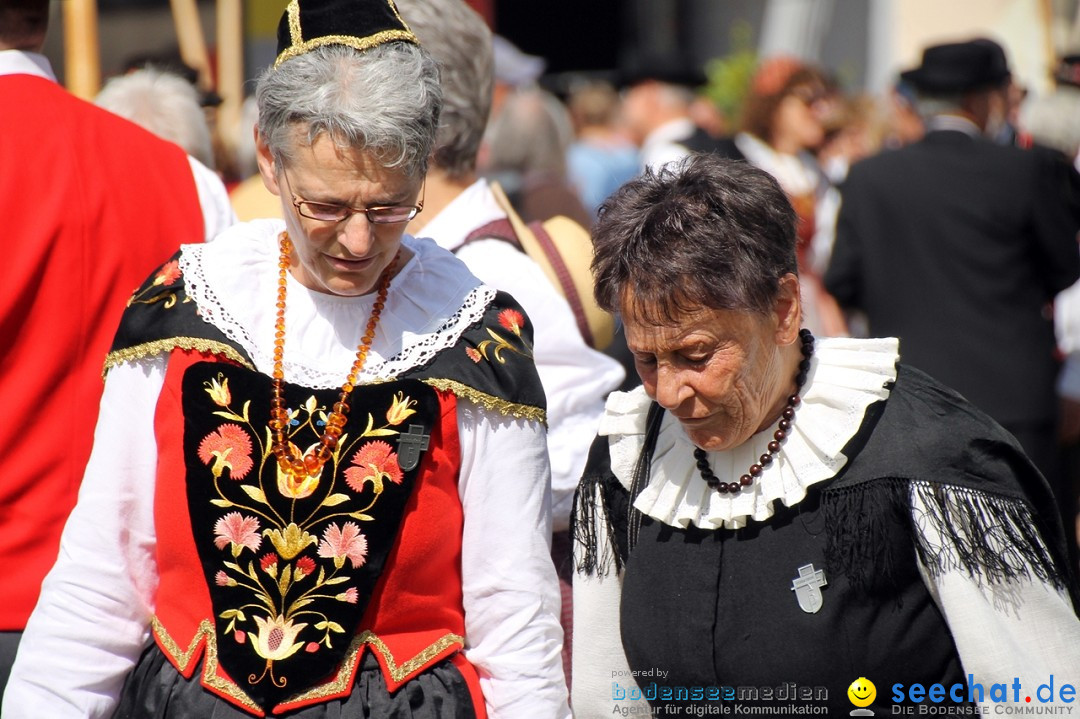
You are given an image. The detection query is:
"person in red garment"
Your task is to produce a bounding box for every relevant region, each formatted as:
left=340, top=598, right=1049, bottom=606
left=0, top=0, right=233, bottom=698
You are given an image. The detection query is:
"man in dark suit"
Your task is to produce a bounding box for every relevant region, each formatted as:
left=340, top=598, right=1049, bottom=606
left=825, top=38, right=1080, bottom=559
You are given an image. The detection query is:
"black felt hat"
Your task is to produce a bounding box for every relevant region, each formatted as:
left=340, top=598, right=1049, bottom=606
left=900, top=38, right=1011, bottom=93
left=274, top=0, right=419, bottom=68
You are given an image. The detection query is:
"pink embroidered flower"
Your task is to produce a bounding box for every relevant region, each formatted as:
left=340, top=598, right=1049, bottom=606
left=213, top=512, right=262, bottom=556
left=465, top=346, right=482, bottom=363
left=337, top=587, right=359, bottom=604
left=344, top=441, right=402, bottom=494
left=305, top=642, right=320, bottom=653
left=153, top=260, right=181, bottom=287
left=318, top=522, right=368, bottom=569
left=197, top=424, right=254, bottom=480
left=294, top=556, right=316, bottom=580
left=215, top=570, right=232, bottom=587
left=497, top=308, right=525, bottom=335
left=235, top=630, right=246, bottom=644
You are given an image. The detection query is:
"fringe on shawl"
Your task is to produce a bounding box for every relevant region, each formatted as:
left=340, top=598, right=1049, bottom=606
left=571, top=403, right=664, bottom=578
left=824, top=478, right=1071, bottom=595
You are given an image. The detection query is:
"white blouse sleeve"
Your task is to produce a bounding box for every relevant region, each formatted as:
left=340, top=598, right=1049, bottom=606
left=571, top=478, right=651, bottom=718
left=912, top=487, right=1080, bottom=709
left=455, top=400, right=571, bottom=719
left=456, top=241, right=625, bottom=532
left=2, top=358, right=165, bottom=719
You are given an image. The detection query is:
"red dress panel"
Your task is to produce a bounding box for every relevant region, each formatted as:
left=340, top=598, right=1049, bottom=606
left=0, top=74, right=204, bottom=630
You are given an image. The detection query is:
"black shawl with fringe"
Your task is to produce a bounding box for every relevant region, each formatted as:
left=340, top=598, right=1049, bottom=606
left=573, top=363, right=1079, bottom=606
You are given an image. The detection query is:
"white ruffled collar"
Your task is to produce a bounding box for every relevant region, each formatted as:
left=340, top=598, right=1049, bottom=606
left=179, top=219, right=491, bottom=388
left=600, top=337, right=899, bottom=530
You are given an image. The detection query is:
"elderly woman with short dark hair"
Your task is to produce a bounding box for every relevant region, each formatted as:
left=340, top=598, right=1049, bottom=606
left=572, top=154, right=1080, bottom=716
left=4, top=2, right=569, bottom=717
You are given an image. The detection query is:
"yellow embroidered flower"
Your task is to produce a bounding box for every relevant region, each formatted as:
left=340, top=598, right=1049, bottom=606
left=275, top=442, right=323, bottom=499
left=204, top=374, right=231, bottom=407
left=386, top=392, right=417, bottom=425
left=251, top=614, right=308, bottom=662
left=262, top=522, right=317, bottom=560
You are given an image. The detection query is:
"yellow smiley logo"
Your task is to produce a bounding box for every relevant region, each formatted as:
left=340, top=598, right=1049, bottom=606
left=848, top=677, right=876, bottom=708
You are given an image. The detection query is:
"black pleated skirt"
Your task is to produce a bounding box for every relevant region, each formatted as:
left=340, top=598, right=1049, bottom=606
left=112, top=643, right=478, bottom=719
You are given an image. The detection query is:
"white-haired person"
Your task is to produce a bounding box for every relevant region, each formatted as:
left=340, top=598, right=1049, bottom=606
left=95, top=65, right=216, bottom=171
left=2, top=1, right=569, bottom=717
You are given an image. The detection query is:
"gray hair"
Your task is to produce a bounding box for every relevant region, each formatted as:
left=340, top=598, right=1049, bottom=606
left=95, top=67, right=215, bottom=170
left=392, top=0, right=493, bottom=179
left=485, top=87, right=570, bottom=176
left=591, top=154, right=798, bottom=325
left=1020, top=88, right=1080, bottom=158
left=255, top=42, right=442, bottom=180
left=912, top=91, right=965, bottom=122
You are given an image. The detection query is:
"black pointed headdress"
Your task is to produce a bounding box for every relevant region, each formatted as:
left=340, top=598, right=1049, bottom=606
left=273, top=0, right=419, bottom=68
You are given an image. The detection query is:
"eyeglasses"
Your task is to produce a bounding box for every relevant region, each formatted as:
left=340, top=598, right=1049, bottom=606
left=280, top=167, right=424, bottom=224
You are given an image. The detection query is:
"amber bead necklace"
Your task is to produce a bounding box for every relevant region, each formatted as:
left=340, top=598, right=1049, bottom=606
left=693, top=329, right=814, bottom=494
left=269, top=232, right=398, bottom=478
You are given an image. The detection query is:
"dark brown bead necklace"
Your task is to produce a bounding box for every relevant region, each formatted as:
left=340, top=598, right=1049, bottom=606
left=693, top=328, right=815, bottom=494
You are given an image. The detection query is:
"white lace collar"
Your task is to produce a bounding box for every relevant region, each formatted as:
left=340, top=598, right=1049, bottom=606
left=600, top=337, right=899, bottom=530
left=180, top=219, right=492, bottom=388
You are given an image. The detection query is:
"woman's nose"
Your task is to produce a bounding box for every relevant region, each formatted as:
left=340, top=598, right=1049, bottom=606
left=652, top=366, right=690, bottom=411
left=338, top=212, right=375, bottom=255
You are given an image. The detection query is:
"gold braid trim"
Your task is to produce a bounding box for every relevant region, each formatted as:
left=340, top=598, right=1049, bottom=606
left=275, top=632, right=366, bottom=707
left=281, top=631, right=462, bottom=706
left=152, top=617, right=462, bottom=713
left=358, top=630, right=464, bottom=684
left=274, top=29, right=419, bottom=68
left=151, top=616, right=263, bottom=714
left=423, top=378, right=546, bottom=424
left=103, top=339, right=255, bottom=379
left=151, top=615, right=209, bottom=675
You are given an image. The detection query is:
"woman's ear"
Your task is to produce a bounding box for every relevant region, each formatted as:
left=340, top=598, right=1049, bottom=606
left=774, top=273, right=802, bottom=345
left=255, top=128, right=282, bottom=197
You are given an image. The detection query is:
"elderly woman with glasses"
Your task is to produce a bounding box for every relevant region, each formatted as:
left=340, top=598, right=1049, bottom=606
left=571, top=154, right=1080, bottom=717
left=3, top=2, right=569, bottom=718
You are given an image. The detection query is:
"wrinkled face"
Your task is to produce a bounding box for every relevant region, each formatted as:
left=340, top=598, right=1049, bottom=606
left=624, top=300, right=792, bottom=452
left=257, top=130, right=421, bottom=296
